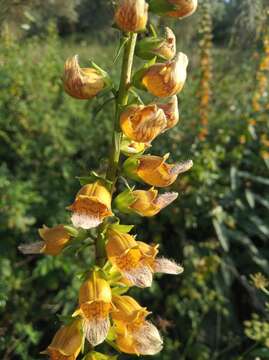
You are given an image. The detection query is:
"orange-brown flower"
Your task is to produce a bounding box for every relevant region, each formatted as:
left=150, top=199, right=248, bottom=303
left=157, top=95, right=179, bottom=130
left=69, top=181, right=112, bottom=229
left=120, top=104, right=167, bottom=143
left=64, top=55, right=105, bottom=99
left=115, top=0, right=149, bottom=33
left=106, top=229, right=183, bottom=287
left=156, top=27, right=176, bottom=60
left=46, top=319, right=83, bottom=360
left=112, top=295, right=163, bottom=355
left=18, top=225, right=70, bottom=256
left=123, top=154, right=193, bottom=187
left=73, top=273, right=113, bottom=346
left=141, top=52, right=188, bottom=98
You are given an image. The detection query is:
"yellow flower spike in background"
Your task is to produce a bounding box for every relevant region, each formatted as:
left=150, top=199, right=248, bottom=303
left=106, top=229, right=183, bottom=287
left=18, top=224, right=70, bottom=256
left=45, top=319, right=83, bottom=360
left=64, top=55, right=106, bottom=100
left=115, top=187, right=178, bottom=216
left=114, top=0, right=149, bottom=33
left=69, top=181, right=113, bottom=229
left=157, top=95, right=179, bottom=130
left=112, top=295, right=163, bottom=355
left=73, top=272, right=113, bottom=346
left=141, top=52, right=189, bottom=98
left=120, top=104, right=167, bottom=143
left=123, top=154, right=193, bottom=187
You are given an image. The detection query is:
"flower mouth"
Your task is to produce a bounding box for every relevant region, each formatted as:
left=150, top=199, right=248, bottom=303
left=80, top=301, right=112, bottom=321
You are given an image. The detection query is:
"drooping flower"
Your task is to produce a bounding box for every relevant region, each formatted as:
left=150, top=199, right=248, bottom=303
left=135, top=27, right=176, bottom=61
left=73, top=272, right=113, bottom=346
left=45, top=319, right=83, bottom=360
left=114, top=0, right=149, bottom=33
left=112, top=295, right=163, bottom=355
left=106, top=229, right=183, bottom=287
left=68, top=181, right=112, bottom=229
left=148, top=0, right=198, bottom=19
left=64, top=55, right=106, bottom=99
left=157, top=95, right=179, bottom=130
left=18, top=225, right=71, bottom=256
left=141, top=52, right=188, bottom=98
left=114, top=187, right=178, bottom=217
left=120, top=104, right=167, bottom=143
left=123, top=153, right=193, bottom=187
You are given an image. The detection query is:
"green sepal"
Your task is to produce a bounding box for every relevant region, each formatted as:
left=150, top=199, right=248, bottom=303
left=136, top=37, right=165, bottom=60
left=114, top=189, right=137, bottom=214
left=109, top=223, right=135, bottom=234
left=132, top=57, right=157, bottom=90
left=111, top=285, right=130, bottom=296
left=106, top=327, right=117, bottom=342
left=122, top=156, right=141, bottom=181
left=64, top=225, right=80, bottom=238
left=90, top=60, right=113, bottom=88
left=56, top=314, right=75, bottom=325
left=84, top=351, right=118, bottom=360
left=148, top=0, right=179, bottom=15
left=77, top=171, right=113, bottom=189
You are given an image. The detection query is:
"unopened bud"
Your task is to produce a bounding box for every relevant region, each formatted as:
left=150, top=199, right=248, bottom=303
left=115, top=0, right=149, bottom=33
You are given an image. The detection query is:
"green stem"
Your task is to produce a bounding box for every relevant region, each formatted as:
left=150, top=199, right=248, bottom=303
left=96, top=32, right=137, bottom=267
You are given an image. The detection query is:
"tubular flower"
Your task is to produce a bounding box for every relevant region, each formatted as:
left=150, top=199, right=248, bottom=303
left=106, top=229, right=183, bottom=287
left=69, top=181, right=112, bottom=229
left=123, top=154, right=193, bottom=187
left=114, top=0, right=149, bottom=33
left=18, top=225, right=70, bottom=256
left=120, top=104, right=167, bottom=143
left=73, top=273, right=113, bottom=346
left=114, top=187, right=178, bottom=216
left=112, top=295, right=163, bottom=355
left=46, top=319, right=83, bottom=360
left=166, top=0, right=198, bottom=18
left=157, top=95, right=179, bottom=130
left=64, top=55, right=105, bottom=100
left=141, top=52, right=188, bottom=98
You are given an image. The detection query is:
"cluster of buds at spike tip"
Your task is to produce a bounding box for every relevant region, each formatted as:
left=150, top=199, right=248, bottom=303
left=18, top=1, right=198, bottom=359
left=148, top=0, right=198, bottom=19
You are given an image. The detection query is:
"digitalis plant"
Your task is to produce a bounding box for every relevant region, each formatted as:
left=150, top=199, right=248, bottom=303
left=19, top=1, right=197, bottom=358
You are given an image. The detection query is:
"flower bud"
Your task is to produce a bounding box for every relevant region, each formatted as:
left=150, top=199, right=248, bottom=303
left=136, top=27, right=176, bottom=60
left=148, top=0, right=198, bottom=19
left=157, top=95, right=179, bottom=130
left=141, top=52, right=188, bottom=98
left=123, top=154, right=193, bottom=187
left=115, top=0, right=149, bottom=33
left=64, top=55, right=106, bottom=99
left=18, top=225, right=70, bottom=256
left=46, top=319, right=83, bottom=360
left=120, top=104, right=167, bottom=143
left=68, top=181, right=113, bottom=229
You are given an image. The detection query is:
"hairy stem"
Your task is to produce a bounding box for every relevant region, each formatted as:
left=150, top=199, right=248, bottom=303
left=96, top=32, right=137, bottom=267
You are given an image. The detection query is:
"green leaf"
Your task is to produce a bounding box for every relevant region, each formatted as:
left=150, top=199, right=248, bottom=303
left=212, top=218, right=229, bottom=252
left=249, top=347, right=269, bottom=358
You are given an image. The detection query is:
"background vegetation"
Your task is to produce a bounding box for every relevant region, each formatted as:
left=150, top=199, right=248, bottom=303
left=0, top=0, right=269, bottom=359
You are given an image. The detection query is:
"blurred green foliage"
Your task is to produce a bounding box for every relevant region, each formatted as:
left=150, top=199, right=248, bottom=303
left=1, top=1, right=269, bottom=359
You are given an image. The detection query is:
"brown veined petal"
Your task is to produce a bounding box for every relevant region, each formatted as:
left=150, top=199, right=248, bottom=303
left=82, top=317, right=110, bottom=346
left=154, top=257, right=184, bottom=275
